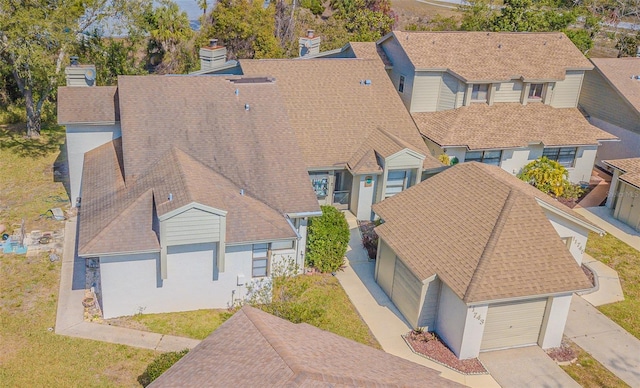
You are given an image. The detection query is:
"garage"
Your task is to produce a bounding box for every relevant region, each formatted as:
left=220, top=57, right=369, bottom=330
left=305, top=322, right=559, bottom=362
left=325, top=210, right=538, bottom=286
left=391, top=258, right=422, bottom=327
left=614, top=182, right=640, bottom=231
left=480, top=298, right=548, bottom=351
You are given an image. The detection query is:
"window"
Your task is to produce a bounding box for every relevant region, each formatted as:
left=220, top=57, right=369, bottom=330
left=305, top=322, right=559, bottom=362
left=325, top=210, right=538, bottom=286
left=398, top=75, right=405, bottom=93
left=543, top=147, right=577, bottom=168
left=271, top=240, right=294, bottom=250
left=471, top=84, right=488, bottom=101
left=310, top=172, right=328, bottom=198
left=385, top=170, right=413, bottom=198
left=528, top=83, right=544, bottom=100
left=252, top=243, right=269, bottom=278
left=465, top=150, right=502, bottom=166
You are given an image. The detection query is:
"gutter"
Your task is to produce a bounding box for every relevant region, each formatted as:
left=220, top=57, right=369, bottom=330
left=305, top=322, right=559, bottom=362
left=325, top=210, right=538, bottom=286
left=286, top=211, right=322, bottom=218
left=466, top=289, right=590, bottom=306
left=79, top=248, right=160, bottom=258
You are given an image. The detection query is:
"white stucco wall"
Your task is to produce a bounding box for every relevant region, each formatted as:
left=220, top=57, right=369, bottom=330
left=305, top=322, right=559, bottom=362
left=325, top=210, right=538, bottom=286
left=460, top=304, right=488, bottom=359
left=591, top=117, right=639, bottom=168
left=100, top=243, right=258, bottom=318
left=538, top=294, right=573, bottom=349
left=544, top=210, right=590, bottom=265
left=66, top=123, right=121, bottom=206
left=606, top=169, right=622, bottom=208
left=568, top=146, right=598, bottom=184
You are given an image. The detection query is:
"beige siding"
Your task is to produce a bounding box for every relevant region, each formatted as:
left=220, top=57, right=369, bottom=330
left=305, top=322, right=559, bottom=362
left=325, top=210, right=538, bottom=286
left=392, top=258, right=422, bottom=327
left=163, top=208, right=222, bottom=246
left=614, top=182, right=640, bottom=231
left=580, top=70, right=640, bottom=132
left=437, top=73, right=459, bottom=111
left=493, top=81, right=523, bottom=103
left=417, top=277, right=441, bottom=330
left=455, top=80, right=465, bottom=107
left=480, top=299, right=547, bottom=351
left=386, top=151, right=423, bottom=169
left=410, top=71, right=442, bottom=113
left=375, top=239, right=396, bottom=296
left=380, top=39, right=415, bottom=109
left=550, top=71, right=584, bottom=108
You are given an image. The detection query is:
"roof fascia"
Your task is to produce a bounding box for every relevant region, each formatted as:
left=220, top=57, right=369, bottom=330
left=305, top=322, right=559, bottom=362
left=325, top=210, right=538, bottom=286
left=535, top=198, right=605, bottom=235
left=159, top=202, right=227, bottom=221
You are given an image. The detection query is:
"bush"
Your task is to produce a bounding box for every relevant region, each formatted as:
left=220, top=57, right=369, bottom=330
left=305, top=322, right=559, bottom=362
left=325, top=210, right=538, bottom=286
left=138, top=349, right=189, bottom=387
left=518, top=157, right=582, bottom=199
left=306, top=205, right=350, bottom=273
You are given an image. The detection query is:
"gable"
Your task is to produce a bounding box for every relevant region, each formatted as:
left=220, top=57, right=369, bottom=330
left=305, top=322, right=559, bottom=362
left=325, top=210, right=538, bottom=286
left=386, top=148, right=425, bottom=169
left=161, top=205, right=225, bottom=247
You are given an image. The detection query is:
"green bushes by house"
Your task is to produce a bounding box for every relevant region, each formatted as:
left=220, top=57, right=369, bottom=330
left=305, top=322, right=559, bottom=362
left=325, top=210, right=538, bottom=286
left=306, top=205, right=350, bottom=273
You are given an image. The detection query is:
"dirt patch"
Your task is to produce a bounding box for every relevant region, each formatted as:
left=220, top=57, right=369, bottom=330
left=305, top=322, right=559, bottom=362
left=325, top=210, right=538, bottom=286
left=403, top=330, right=488, bottom=374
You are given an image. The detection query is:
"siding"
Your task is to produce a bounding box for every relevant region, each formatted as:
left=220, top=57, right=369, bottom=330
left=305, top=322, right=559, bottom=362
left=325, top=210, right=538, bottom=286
left=417, top=277, right=441, bottom=330
left=392, top=258, right=423, bottom=327
left=437, top=73, right=459, bottom=111
left=550, top=70, right=584, bottom=108
left=380, top=39, right=415, bottom=110
left=493, top=81, right=523, bottom=103
left=386, top=151, right=423, bottom=169
left=580, top=70, right=640, bottom=132
left=163, top=208, right=222, bottom=246
left=411, top=71, right=442, bottom=113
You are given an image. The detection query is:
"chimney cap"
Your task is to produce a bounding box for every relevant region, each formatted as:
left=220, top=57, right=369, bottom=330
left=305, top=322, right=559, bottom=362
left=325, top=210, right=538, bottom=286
left=306, top=29, right=314, bottom=38
left=209, top=38, right=218, bottom=47
left=70, top=56, right=79, bottom=66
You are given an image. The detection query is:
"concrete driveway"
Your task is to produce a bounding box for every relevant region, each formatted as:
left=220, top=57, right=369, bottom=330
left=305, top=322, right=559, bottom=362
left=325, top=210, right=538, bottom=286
left=479, top=346, right=580, bottom=388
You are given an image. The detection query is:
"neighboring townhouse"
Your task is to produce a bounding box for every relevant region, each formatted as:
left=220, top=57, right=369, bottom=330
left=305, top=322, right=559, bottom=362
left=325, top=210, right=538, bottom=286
left=371, top=31, right=617, bottom=183
left=579, top=58, right=640, bottom=167
left=372, top=162, right=602, bottom=359
left=58, top=75, right=321, bottom=318
left=238, top=59, right=444, bottom=220
left=150, top=306, right=463, bottom=387
left=604, top=158, right=640, bottom=231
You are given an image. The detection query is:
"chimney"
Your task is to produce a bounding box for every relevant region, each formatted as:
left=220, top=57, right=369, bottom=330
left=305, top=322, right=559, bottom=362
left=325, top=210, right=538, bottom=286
left=299, top=30, right=321, bottom=57
left=64, top=57, right=96, bottom=87
left=200, top=38, right=228, bottom=71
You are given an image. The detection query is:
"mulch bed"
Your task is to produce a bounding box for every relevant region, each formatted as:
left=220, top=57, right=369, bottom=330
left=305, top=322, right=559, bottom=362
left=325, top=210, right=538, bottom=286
left=357, top=220, right=378, bottom=260
left=403, top=331, right=488, bottom=375
left=582, top=264, right=596, bottom=287
left=545, top=338, right=578, bottom=364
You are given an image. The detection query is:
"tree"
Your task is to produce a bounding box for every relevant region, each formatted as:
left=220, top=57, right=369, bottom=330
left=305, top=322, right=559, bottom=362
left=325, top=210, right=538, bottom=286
left=306, top=205, right=350, bottom=273
left=0, top=0, right=149, bottom=137
left=199, top=0, right=283, bottom=59
left=518, top=157, right=581, bottom=199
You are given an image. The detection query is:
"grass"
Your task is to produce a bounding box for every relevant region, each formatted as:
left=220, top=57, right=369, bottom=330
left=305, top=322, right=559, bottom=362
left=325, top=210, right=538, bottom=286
left=110, top=274, right=381, bottom=349
left=0, top=124, right=160, bottom=386
left=586, top=232, right=640, bottom=340
left=560, top=339, right=630, bottom=388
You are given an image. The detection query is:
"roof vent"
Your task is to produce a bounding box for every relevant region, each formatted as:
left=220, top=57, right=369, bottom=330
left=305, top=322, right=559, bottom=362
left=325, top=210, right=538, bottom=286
left=240, top=189, right=245, bottom=196
left=235, top=88, right=239, bottom=95
left=245, top=103, right=250, bottom=111
left=168, top=193, right=173, bottom=201
left=360, top=79, right=372, bottom=86
left=498, top=44, right=502, bottom=49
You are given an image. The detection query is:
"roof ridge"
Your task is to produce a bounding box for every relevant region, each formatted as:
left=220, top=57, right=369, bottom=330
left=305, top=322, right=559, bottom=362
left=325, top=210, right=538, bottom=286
left=463, top=186, right=517, bottom=302
left=170, top=147, right=194, bottom=202
left=241, top=307, right=306, bottom=375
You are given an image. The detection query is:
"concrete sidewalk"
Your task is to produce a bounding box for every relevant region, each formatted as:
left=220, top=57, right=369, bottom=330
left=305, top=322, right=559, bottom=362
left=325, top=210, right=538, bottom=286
left=565, top=295, right=640, bottom=386
left=336, top=215, right=500, bottom=387
left=578, top=253, right=624, bottom=306
left=55, top=217, right=200, bottom=352
left=574, top=206, right=640, bottom=250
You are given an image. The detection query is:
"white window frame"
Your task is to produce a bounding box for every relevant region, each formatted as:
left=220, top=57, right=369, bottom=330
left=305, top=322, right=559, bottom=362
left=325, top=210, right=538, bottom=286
left=542, top=147, right=577, bottom=168
left=464, top=150, right=502, bottom=166
left=252, top=243, right=269, bottom=278
left=471, top=84, right=489, bottom=102
left=528, top=83, right=544, bottom=101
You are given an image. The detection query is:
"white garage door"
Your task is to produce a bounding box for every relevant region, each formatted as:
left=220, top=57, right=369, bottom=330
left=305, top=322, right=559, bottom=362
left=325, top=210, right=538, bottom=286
left=480, top=299, right=547, bottom=351
left=391, top=258, right=421, bottom=326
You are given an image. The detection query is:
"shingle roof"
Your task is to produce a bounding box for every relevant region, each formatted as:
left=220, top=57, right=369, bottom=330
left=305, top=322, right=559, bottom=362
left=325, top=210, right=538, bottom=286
left=347, top=127, right=426, bottom=174
left=348, top=42, right=393, bottom=67
left=373, top=162, right=592, bottom=304
left=239, top=59, right=443, bottom=170
left=57, top=86, right=119, bottom=124
left=117, top=75, right=319, bottom=215
left=604, top=157, right=640, bottom=188
left=590, top=57, right=640, bottom=113
left=150, top=306, right=463, bottom=387
left=387, top=31, right=592, bottom=81
left=79, top=143, right=299, bottom=256
left=412, top=103, right=617, bottom=149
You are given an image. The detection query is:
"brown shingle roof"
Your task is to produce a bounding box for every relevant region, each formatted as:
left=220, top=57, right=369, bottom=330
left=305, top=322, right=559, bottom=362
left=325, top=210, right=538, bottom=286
left=150, top=306, right=463, bottom=387
left=604, top=157, right=640, bottom=188
left=373, top=162, right=592, bottom=303
left=79, top=144, right=299, bottom=256
left=239, top=59, right=443, bottom=170
left=117, top=75, right=319, bottom=215
left=590, top=57, right=640, bottom=113
left=347, top=127, right=426, bottom=174
left=412, top=103, right=617, bottom=149
left=57, top=86, right=119, bottom=124
left=389, top=31, right=592, bottom=81
left=348, top=42, right=393, bottom=67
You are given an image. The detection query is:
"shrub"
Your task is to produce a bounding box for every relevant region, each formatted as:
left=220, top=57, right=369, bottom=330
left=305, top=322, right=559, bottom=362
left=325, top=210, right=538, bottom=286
left=518, top=157, right=582, bottom=199
left=138, top=349, right=189, bottom=387
left=306, top=205, right=350, bottom=273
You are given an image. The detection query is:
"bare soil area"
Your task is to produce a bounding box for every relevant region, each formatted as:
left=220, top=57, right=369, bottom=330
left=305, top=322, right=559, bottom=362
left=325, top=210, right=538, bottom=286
left=404, top=330, right=488, bottom=374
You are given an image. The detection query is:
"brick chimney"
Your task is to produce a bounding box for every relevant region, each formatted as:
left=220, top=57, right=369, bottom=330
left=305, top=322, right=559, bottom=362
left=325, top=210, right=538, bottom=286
left=299, top=30, right=321, bottom=57
left=200, top=39, right=228, bottom=71
left=64, top=56, right=96, bottom=87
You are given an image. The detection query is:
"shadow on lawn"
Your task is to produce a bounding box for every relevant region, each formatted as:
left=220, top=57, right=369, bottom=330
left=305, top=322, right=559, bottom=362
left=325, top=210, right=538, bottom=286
left=0, top=124, right=65, bottom=158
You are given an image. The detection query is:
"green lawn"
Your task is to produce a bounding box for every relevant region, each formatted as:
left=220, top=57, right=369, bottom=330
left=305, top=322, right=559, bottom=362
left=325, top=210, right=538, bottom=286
left=586, top=232, right=640, bottom=339
left=0, top=125, right=159, bottom=386
left=560, top=339, right=630, bottom=388
left=110, top=274, right=381, bottom=349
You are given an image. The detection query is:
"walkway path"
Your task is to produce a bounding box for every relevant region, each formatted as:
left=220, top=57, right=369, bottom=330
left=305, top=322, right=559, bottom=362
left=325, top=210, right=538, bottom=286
left=565, top=295, right=640, bottom=386
left=55, top=217, right=200, bottom=352
left=574, top=206, right=640, bottom=250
